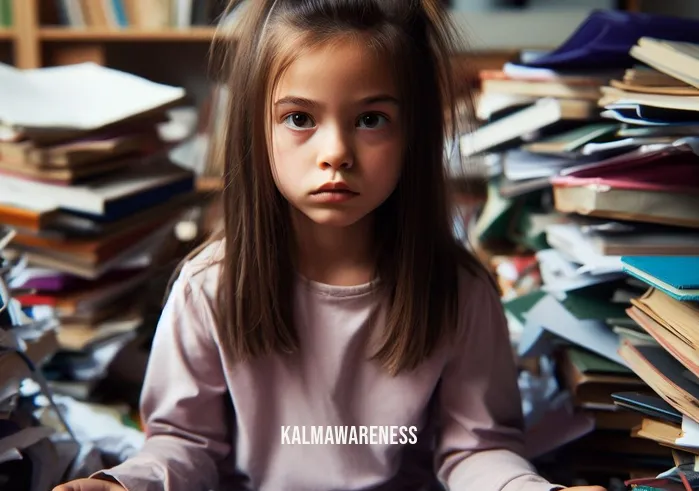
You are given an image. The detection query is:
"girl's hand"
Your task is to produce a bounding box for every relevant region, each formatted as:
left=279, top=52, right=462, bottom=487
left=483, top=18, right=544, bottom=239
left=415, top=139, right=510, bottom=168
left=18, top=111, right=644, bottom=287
left=53, top=478, right=125, bottom=491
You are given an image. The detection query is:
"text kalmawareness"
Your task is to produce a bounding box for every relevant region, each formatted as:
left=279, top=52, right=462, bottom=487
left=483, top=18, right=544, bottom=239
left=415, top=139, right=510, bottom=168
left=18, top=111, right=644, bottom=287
left=281, top=426, right=418, bottom=445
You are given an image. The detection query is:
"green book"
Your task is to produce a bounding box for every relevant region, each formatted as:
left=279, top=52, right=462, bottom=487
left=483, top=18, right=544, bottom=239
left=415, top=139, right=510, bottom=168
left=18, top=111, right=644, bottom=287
left=560, top=290, right=628, bottom=323
left=504, top=290, right=547, bottom=325
left=0, top=0, right=12, bottom=28
left=522, top=123, right=620, bottom=155
left=566, top=345, right=633, bottom=375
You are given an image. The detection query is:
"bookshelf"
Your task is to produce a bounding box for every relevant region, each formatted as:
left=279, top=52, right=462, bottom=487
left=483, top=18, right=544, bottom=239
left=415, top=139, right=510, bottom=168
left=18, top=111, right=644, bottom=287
left=6, top=0, right=646, bottom=69
left=8, top=0, right=225, bottom=69
left=39, top=27, right=219, bottom=42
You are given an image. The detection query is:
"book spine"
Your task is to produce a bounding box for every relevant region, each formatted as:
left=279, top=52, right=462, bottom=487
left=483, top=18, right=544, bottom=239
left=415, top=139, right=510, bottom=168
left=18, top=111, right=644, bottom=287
left=101, top=0, right=118, bottom=27
left=0, top=0, right=10, bottom=28
left=55, top=0, right=70, bottom=26
left=121, top=0, right=140, bottom=27
left=111, top=0, right=129, bottom=27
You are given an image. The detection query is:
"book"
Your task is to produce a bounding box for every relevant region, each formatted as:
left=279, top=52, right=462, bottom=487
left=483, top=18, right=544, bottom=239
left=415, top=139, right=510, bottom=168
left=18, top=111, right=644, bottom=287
left=623, top=66, right=691, bottom=88
left=626, top=305, right=699, bottom=379
left=631, top=288, right=699, bottom=352
left=599, top=86, right=699, bottom=114
left=618, top=341, right=699, bottom=423
left=0, top=159, right=194, bottom=220
left=0, top=128, right=161, bottom=168
left=522, top=123, right=620, bottom=155
left=609, top=79, right=699, bottom=96
left=558, top=347, right=646, bottom=410
left=622, top=257, right=699, bottom=301
left=0, top=202, right=60, bottom=231
left=551, top=145, right=699, bottom=228
left=630, top=38, right=699, bottom=90
left=460, top=98, right=597, bottom=157
left=479, top=70, right=603, bottom=101
left=569, top=220, right=699, bottom=256
left=0, top=153, right=131, bottom=184
left=612, top=392, right=683, bottom=425
left=57, top=314, right=142, bottom=352
left=5, top=218, right=176, bottom=279
left=631, top=417, right=697, bottom=455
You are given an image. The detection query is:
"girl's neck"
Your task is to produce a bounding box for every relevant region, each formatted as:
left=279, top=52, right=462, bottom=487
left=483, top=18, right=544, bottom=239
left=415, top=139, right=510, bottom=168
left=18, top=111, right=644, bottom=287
left=291, top=210, right=377, bottom=287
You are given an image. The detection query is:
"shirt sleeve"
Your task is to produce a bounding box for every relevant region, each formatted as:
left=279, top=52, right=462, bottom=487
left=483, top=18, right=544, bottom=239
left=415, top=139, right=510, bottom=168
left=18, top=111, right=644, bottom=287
left=435, top=272, right=557, bottom=491
left=93, top=263, right=233, bottom=491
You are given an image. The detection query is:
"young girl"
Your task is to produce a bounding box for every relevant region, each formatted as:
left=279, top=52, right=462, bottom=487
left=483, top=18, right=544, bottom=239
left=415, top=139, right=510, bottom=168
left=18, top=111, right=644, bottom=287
left=56, top=1, right=605, bottom=490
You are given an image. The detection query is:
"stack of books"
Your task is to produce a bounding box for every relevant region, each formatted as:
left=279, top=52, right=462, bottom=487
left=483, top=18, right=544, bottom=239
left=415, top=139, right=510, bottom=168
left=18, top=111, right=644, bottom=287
left=613, top=256, right=699, bottom=490
left=0, top=62, right=197, bottom=401
left=458, top=9, right=699, bottom=487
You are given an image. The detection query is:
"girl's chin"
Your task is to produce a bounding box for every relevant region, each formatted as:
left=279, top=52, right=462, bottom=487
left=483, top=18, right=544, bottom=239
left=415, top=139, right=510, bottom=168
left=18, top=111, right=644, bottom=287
left=297, top=209, right=372, bottom=229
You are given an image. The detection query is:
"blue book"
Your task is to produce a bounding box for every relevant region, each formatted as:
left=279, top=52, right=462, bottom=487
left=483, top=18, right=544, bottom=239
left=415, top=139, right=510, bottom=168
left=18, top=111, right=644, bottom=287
left=522, top=10, right=699, bottom=70
left=112, top=0, right=128, bottom=28
left=621, top=256, right=699, bottom=301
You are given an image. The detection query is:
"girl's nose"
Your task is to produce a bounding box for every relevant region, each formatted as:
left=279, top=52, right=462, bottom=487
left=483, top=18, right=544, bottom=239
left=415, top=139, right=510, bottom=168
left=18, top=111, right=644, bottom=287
left=317, top=127, right=354, bottom=170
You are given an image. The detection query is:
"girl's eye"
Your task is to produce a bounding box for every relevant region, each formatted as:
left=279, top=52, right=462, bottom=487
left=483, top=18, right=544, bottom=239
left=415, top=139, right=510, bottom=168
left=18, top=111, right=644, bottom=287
left=357, top=113, right=388, bottom=129
left=284, top=113, right=315, bottom=129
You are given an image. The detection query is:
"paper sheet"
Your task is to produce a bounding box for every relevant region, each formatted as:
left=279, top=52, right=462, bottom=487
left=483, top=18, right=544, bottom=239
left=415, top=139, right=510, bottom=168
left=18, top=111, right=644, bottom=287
left=0, top=62, right=185, bottom=131
left=545, top=223, right=624, bottom=275
left=676, top=416, right=699, bottom=448
left=525, top=294, right=626, bottom=366
left=537, top=248, right=623, bottom=297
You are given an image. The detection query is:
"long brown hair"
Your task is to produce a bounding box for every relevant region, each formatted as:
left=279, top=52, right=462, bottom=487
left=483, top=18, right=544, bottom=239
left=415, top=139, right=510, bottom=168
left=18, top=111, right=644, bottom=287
left=210, top=0, right=486, bottom=375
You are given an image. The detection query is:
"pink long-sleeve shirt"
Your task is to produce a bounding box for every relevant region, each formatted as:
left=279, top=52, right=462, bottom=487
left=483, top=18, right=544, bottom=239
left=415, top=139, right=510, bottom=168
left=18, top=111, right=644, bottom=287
left=99, top=241, right=559, bottom=491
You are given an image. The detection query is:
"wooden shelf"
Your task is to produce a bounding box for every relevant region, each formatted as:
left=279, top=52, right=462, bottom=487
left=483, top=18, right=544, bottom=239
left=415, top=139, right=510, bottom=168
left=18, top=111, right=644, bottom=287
left=39, top=27, right=220, bottom=42
left=0, top=29, right=14, bottom=40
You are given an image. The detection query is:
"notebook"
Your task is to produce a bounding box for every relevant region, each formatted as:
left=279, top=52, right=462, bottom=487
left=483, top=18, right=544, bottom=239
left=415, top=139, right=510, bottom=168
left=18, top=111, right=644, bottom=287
left=622, top=256, right=699, bottom=301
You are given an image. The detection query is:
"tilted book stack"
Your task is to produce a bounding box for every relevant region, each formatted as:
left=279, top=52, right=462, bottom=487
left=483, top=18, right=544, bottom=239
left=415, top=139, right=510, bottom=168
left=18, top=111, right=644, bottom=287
left=459, top=10, right=699, bottom=488
left=0, top=62, right=198, bottom=402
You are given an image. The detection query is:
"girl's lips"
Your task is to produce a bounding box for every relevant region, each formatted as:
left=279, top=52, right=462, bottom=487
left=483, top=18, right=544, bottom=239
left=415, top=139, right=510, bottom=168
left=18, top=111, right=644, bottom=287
left=309, top=189, right=359, bottom=203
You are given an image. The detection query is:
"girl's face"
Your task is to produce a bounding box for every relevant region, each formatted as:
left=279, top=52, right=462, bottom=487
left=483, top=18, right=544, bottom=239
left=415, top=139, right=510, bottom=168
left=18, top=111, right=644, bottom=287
left=270, top=37, right=404, bottom=230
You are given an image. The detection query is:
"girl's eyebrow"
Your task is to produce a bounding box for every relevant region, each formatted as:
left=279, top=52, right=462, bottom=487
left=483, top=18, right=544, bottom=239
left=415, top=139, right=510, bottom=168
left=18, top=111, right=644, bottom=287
left=274, top=94, right=400, bottom=108
left=274, top=96, right=320, bottom=109
left=359, top=95, right=400, bottom=106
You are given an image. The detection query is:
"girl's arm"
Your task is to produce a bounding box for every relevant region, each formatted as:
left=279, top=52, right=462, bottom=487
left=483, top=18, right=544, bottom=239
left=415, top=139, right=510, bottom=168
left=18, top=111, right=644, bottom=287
left=435, top=272, right=559, bottom=491
left=93, top=262, right=232, bottom=491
